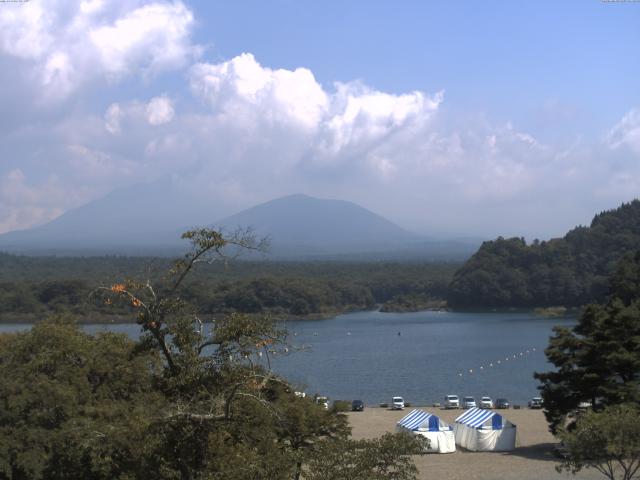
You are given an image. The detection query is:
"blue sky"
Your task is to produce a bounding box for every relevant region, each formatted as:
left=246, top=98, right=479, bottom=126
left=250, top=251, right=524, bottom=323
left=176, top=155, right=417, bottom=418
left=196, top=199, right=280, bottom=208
left=0, top=0, right=639, bottom=238
left=194, top=1, right=639, bottom=124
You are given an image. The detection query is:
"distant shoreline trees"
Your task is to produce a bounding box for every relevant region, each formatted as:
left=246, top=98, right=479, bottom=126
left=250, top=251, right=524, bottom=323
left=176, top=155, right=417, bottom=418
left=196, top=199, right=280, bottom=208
left=0, top=254, right=456, bottom=322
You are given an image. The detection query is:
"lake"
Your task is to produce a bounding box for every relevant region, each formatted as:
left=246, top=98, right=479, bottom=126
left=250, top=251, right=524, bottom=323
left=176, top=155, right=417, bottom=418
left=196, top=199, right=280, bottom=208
left=0, top=310, right=573, bottom=406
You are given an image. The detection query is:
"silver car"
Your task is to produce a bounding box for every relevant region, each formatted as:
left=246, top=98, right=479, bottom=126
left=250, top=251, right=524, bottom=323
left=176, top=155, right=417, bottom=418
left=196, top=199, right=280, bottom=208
left=391, top=396, right=405, bottom=410
left=479, top=396, right=494, bottom=409
left=444, top=394, right=460, bottom=409
left=463, top=396, right=477, bottom=409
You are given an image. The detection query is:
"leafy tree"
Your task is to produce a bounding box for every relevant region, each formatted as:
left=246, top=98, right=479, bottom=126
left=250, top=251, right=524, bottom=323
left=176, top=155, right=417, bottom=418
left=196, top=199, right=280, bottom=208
left=0, top=229, right=423, bottom=479
left=271, top=392, right=350, bottom=480
left=0, top=317, right=164, bottom=480
left=535, top=251, right=640, bottom=433
left=449, top=200, right=640, bottom=308
left=557, top=404, right=640, bottom=480
left=304, top=432, right=424, bottom=480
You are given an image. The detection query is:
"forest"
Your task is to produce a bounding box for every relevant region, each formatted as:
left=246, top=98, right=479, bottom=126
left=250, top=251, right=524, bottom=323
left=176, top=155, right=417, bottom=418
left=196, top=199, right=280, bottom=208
left=0, top=254, right=457, bottom=322
left=448, top=200, right=640, bottom=308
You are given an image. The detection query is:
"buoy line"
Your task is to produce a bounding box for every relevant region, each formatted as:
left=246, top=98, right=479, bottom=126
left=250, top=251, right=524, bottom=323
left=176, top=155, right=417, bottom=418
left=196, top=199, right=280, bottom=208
left=455, top=347, right=538, bottom=377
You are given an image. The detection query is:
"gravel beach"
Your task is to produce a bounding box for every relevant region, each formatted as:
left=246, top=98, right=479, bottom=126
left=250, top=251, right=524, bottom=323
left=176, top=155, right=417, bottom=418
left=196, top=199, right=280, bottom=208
left=347, top=407, right=602, bottom=480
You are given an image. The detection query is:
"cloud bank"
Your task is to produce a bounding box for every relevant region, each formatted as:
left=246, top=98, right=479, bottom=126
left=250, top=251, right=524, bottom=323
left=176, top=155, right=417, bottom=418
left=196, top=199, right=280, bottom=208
left=0, top=0, right=197, bottom=100
left=0, top=0, right=638, bottom=239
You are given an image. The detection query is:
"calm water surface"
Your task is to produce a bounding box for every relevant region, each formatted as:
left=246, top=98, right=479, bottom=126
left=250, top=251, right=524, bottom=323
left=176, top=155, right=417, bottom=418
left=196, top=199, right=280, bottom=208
left=0, top=310, right=573, bottom=406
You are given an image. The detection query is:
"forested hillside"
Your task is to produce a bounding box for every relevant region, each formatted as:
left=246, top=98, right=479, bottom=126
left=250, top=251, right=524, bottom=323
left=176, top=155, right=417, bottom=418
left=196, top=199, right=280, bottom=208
left=0, top=255, right=456, bottom=321
left=448, top=200, right=640, bottom=308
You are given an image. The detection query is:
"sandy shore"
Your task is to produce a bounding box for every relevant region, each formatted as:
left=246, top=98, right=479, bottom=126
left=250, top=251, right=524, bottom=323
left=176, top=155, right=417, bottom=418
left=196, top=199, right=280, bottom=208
left=347, top=407, right=601, bottom=480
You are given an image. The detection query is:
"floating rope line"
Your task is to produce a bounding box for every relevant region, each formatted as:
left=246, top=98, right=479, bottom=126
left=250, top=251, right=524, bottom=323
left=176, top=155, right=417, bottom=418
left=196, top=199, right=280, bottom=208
left=455, top=346, right=541, bottom=377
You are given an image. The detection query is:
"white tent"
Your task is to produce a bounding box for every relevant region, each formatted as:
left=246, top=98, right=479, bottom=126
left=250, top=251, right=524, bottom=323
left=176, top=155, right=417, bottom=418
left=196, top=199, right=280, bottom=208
left=453, top=407, right=516, bottom=451
left=396, top=409, right=456, bottom=453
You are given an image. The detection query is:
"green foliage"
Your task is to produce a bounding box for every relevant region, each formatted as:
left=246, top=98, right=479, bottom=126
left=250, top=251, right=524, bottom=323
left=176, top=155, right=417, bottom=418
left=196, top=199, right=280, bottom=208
left=331, top=400, right=352, bottom=412
left=557, top=404, right=640, bottom=480
left=449, top=200, right=640, bottom=308
left=535, top=251, right=640, bottom=434
left=0, top=317, right=164, bottom=480
left=0, top=229, right=422, bottom=479
left=303, top=432, right=423, bottom=480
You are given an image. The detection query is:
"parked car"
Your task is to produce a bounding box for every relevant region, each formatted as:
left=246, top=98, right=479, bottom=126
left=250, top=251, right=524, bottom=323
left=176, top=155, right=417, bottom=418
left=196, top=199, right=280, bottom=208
left=351, top=399, right=365, bottom=411
left=316, top=396, right=329, bottom=409
left=495, top=398, right=510, bottom=409
left=528, top=397, right=543, bottom=409
left=479, top=396, right=494, bottom=409
left=391, top=396, right=405, bottom=410
left=463, top=396, right=476, bottom=409
left=444, top=395, right=460, bottom=409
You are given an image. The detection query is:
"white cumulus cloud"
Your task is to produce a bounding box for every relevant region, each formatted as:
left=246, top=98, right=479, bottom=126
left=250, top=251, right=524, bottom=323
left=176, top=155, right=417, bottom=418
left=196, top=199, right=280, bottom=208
left=0, top=0, right=198, bottom=100
left=189, top=53, right=441, bottom=170
left=146, top=96, right=175, bottom=125
left=190, top=53, right=329, bottom=130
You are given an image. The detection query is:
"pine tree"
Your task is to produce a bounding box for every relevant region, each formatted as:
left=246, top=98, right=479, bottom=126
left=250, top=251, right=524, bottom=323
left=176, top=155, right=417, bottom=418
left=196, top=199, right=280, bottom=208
left=535, top=252, right=640, bottom=433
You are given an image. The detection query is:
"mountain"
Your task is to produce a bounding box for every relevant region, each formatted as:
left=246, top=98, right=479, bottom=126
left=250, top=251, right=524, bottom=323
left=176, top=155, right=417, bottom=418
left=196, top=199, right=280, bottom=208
left=216, top=194, right=419, bottom=254
left=448, top=199, right=640, bottom=308
left=0, top=187, right=479, bottom=260
left=0, top=178, right=219, bottom=255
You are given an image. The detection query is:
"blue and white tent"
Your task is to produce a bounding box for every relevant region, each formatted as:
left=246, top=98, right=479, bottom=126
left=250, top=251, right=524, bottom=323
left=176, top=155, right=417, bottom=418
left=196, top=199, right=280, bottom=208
left=396, top=409, right=456, bottom=453
left=454, top=407, right=516, bottom=451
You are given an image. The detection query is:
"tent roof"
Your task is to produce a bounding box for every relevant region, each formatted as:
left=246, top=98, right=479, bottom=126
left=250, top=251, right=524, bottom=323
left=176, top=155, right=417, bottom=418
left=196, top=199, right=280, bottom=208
left=455, top=408, right=505, bottom=428
left=397, top=409, right=446, bottom=431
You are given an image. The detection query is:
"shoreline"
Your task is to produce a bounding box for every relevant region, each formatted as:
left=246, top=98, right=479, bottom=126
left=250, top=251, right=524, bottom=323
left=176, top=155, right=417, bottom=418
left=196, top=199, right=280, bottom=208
left=0, top=304, right=578, bottom=325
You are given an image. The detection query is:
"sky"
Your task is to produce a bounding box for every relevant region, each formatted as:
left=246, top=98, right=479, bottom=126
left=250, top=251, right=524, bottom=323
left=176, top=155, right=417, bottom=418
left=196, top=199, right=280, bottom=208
left=0, top=0, right=639, bottom=239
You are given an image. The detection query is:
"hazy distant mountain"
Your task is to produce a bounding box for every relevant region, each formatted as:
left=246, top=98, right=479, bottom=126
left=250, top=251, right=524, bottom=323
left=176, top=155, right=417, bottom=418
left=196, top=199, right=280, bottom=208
left=0, top=178, right=219, bottom=255
left=216, top=194, right=418, bottom=253
left=215, top=194, right=480, bottom=260
left=0, top=186, right=479, bottom=260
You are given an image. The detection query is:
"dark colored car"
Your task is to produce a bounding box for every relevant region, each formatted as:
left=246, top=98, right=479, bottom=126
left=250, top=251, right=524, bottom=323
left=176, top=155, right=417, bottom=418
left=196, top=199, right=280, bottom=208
left=495, top=398, right=510, bottom=409
left=351, top=400, right=365, bottom=411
